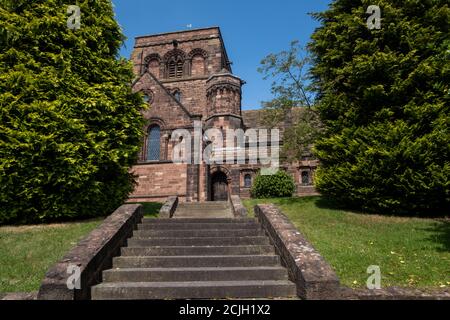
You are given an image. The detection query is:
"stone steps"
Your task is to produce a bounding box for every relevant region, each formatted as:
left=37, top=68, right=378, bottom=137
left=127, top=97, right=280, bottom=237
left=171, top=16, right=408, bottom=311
left=103, top=267, right=288, bottom=282
left=138, top=222, right=259, bottom=230
left=113, top=255, right=281, bottom=268
left=173, top=202, right=233, bottom=219
left=128, top=236, right=270, bottom=247
left=141, top=218, right=257, bottom=224
left=121, top=245, right=275, bottom=256
left=91, top=215, right=297, bottom=299
left=92, top=280, right=296, bottom=300
left=133, top=229, right=264, bottom=238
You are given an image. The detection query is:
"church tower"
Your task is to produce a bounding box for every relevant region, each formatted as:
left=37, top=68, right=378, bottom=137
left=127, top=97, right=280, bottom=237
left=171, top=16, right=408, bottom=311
left=205, top=69, right=245, bottom=130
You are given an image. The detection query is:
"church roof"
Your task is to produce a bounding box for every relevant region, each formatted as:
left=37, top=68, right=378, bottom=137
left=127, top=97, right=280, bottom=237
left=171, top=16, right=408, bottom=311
left=242, top=108, right=316, bottom=138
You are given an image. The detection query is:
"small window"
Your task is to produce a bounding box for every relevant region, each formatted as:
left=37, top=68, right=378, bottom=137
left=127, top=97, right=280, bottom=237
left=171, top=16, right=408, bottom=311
left=244, top=174, right=252, bottom=188
left=168, top=61, right=176, bottom=78
left=167, top=58, right=184, bottom=78
left=176, top=60, right=183, bottom=78
left=173, top=90, right=181, bottom=102
left=301, top=171, right=310, bottom=185
left=142, top=91, right=153, bottom=104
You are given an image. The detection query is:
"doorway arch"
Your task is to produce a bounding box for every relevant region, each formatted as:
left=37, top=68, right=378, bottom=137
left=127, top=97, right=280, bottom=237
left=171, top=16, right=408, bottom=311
left=210, top=171, right=229, bottom=201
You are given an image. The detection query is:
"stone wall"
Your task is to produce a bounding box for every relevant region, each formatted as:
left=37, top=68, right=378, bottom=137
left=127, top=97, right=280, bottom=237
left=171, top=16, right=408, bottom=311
left=37, top=204, right=143, bottom=300
left=229, top=195, right=248, bottom=218
left=129, top=163, right=188, bottom=202
left=254, top=204, right=340, bottom=299
left=159, top=196, right=179, bottom=218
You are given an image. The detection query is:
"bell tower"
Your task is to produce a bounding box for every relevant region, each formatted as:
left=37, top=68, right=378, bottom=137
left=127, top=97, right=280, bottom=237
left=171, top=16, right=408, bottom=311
left=205, top=69, right=245, bottom=130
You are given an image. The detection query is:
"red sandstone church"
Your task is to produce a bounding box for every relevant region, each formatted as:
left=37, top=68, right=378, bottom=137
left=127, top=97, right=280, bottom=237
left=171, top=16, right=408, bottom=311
left=128, top=27, right=318, bottom=203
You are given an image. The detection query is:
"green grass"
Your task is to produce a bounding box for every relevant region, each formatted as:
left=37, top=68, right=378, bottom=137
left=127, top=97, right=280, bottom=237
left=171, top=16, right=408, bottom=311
left=0, top=202, right=161, bottom=293
left=0, top=218, right=103, bottom=293
left=128, top=202, right=162, bottom=218
left=244, top=196, right=450, bottom=289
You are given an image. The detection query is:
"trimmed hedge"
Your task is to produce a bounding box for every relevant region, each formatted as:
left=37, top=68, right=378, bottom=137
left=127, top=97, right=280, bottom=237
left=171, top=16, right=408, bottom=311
left=251, top=170, right=296, bottom=199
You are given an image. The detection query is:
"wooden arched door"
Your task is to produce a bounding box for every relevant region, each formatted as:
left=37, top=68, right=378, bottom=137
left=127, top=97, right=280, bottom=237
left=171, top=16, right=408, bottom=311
left=211, top=171, right=228, bottom=201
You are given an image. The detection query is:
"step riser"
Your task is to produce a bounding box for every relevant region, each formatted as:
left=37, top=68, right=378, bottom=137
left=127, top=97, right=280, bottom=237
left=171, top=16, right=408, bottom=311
left=103, top=269, right=288, bottom=282
left=177, top=206, right=230, bottom=211
left=178, top=204, right=229, bottom=206
left=142, top=218, right=256, bottom=224
left=113, top=256, right=280, bottom=268
left=176, top=209, right=230, bottom=212
left=92, top=284, right=297, bottom=300
left=138, top=223, right=260, bottom=230
left=121, top=246, right=275, bottom=256
left=133, top=230, right=263, bottom=238
left=128, top=237, right=269, bottom=246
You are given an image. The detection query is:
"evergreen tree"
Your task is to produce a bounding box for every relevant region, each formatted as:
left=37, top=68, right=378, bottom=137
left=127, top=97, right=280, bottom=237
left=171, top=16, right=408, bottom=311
left=309, top=0, right=449, bottom=215
left=0, top=0, right=145, bottom=223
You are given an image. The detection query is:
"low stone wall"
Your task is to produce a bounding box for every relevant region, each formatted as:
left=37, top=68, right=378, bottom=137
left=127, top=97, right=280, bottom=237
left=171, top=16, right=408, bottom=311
left=37, top=204, right=143, bottom=300
left=230, top=195, right=248, bottom=218
left=159, top=196, right=179, bottom=218
left=254, top=204, right=340, bottom=299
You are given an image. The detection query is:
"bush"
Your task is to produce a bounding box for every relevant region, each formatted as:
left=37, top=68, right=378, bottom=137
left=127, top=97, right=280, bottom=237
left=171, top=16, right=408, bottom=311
left=251, top=170, right=296, bottom=198
left=0, top=1, right=145, bottom=224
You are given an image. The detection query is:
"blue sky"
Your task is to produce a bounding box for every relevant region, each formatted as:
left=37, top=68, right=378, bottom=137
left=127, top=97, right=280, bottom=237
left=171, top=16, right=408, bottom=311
left=112, top=0, right=331, bottom=110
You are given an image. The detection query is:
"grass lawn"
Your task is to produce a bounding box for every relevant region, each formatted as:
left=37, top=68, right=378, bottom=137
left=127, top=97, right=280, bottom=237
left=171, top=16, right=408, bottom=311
left=243, top=196, right=450, bottom=289
left=128, top=202, right=162, bottom=218
left=0, top=202, right=162, bottom=294
left=0, top=218, right=102, bottom=293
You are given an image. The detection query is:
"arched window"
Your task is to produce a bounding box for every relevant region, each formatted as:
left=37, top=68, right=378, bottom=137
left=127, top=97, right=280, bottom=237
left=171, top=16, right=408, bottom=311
left=173, top=90, right=181, bottom=102
left=301, top=171, right=310, bottom=185
left=147, top=125, right=160, bottom=161
left=244, top=174, right=252, bottom=188
left=142, top=90, right=153, bottom=104
left=167, top=57, right=184, bottom=78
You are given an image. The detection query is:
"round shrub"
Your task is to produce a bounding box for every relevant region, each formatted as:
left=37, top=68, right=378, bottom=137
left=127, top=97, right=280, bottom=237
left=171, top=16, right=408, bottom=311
left=251, top=170, right=296, bottom=198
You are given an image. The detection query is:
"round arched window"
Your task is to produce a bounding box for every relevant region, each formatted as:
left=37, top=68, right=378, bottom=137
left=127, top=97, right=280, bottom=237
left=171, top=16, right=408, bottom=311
left=173, top=90, right=181, bottom=102
left=142, top=91, right=154, bottom=104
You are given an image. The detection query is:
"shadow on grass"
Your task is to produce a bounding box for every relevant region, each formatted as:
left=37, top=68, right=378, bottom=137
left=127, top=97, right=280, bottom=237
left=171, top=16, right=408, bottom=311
left=315, top=196, right=450, bottom=219
left=127, top=202, right=162, bottom=218
left=422, top=219, right=450, bottom=253
left=271, top=196, right=320, bottom=206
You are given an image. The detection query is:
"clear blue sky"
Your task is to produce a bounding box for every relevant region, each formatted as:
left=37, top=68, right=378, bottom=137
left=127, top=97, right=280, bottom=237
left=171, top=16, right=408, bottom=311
left=112, top=0, right=331, bottom=110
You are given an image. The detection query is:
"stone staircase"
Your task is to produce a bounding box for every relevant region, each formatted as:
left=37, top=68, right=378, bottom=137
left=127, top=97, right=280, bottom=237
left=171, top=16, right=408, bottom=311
left=91, top=214, right=297, bottom=299
left=174, top=201, right=233, bottom=218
